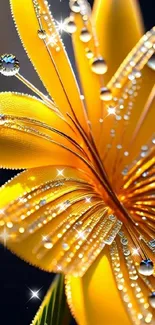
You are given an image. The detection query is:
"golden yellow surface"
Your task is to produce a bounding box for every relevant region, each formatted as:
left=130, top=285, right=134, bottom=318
left=0, top=92, right=87, bottom=170
left=0, top=166, right=94, bottom=271
left=72, top=15, right=104, bottom=147
left=93, top=0, right=143, bottom=82
left=67, top=248, right=131, bottom=325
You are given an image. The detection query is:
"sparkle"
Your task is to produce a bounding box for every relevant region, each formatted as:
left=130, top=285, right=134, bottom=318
left=0, top=227, right=11, bottom=247
left=42, top=235, right=48, bottom=242
left=18, top=197, right=26, bottom=204
left=56, top=19, right=66, bottom=33
left=58, top=200, right=70, bottom=211
left=85, top=197, right=91, bottom=203
left=76, top=230, right=86, bottom=240
left=57, top=169, right=64, bottom=177
left=132, top=248, right=140, bottom=256
left=42, top=235, right=53, bottom=249
left=28, top=288, right=42, bottom=302
left=57, top=265, right=62, bottom=271
left=107, top=106, right=116, bottom=115
left=0, top=208, right=5, bottom=216
left=47, top=33, right=58, bottom=47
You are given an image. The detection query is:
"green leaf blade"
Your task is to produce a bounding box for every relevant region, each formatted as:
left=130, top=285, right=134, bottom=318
left=30, top=274, right=71, bottom=325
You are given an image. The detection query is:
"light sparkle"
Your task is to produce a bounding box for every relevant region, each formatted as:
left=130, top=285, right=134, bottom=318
left=47, top=33, right=58, bottom=47
left=56, top=18, right=66, bottom=33
left=76, top=230, right=86, bottom=240
left=107, top=106, right=116, bottom=115
left=0, top=227, right=11, bottom=247
left=57, top=169, right=64, bottom=177
left=42, top=235, right=48, bottom=242
left=0, top=208, right=5, bottom=215
left=132, top=248, right=140, bottom=256
left=85, top=197, right=91, bottom=203
left=27, top=287, right=42, bottom=302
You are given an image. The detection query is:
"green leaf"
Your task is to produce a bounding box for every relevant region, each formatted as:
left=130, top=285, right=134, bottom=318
left=30, top=274, right=72, bottom=325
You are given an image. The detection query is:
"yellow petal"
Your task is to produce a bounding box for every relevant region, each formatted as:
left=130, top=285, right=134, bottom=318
left=66, top=248, right=131, bottom=325
left=10, top=0, right=88, bottom=133
left=66, top=232, right=155, bottom=325
left=0, top=92, right=86, bottom=169
left=0, top=165, right=98, bottom=272
left=99, top=28, right=155, bottom=181
left=71, top=14, right=107, bottom=147
left=0, top=164, right=124, bottom=275
left=120, top=79, right=155, bottom=170
left=93, top=0, right=143, bottom=82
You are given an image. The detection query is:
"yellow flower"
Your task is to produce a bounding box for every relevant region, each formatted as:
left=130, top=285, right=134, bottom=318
left=0, top=0, right=155, bottom=324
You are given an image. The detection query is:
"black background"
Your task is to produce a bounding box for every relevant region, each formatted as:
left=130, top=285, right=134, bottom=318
left=0, top=1, right=154, bottom=324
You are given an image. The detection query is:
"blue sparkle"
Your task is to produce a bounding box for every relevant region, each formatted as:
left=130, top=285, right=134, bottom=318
left=142, top=259, right=153, bottom=266
left=2, top=55, right=15, bottom=64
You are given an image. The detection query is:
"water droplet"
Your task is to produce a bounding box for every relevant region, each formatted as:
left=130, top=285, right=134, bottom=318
left=62, top=242, right=69, bottom=251
left=142, top=171, right=148, bottom=177
left=19, top=227, right=25, bottom=234
left=64, top=18, right=77, bottom=34
left=117, top=144, right=122, bottom=150
left=39, top=199, right=46, bottom=206
left=0, top=54, right=20, bottom=76
left=70, top=0, right=81, bottom=13
left=141, top=145, right=148, bottom=151
left=152, top=138, right=155, bottom=144
left=80, top=28, right=92, bottom=43
left=85, top=48, right=93, bottom=59
left=121, top=237, right=128, bottom=245
left=148, top=239, right=155, bottom=248
left=7, top=222, right=13, bottom=229
left=100, top=87, right=112, bottom=101
left=109, top=215, right=116, bottom=222
left=139, top=259, right=154, bottom=276
left=141, top=151, right=147, bottom=158
left=122, top=168, right=128, bottom=176
left=124, top=115, right=129, bottom=121
left=149, top=292, right=155, bottom=308
left=44, top=240, right=53, bottom=249
left=133, top=69, right=142, bottom=79
left=128, top=73, right=135, bottom=81
left=38, top=29, right=47, bottom=39
left=123, top=249, right=131, bottom=256
left=144, top=41, right=152, bottom=49
left=91, top=57, right=107, bottom=75
left=147, top=54, right=155, bottom=71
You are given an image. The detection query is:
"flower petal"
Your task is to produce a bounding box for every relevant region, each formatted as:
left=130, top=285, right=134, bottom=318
left=0, top=166, right=96, bottom=272
left=0, top=166, right=123, bottom=275
left=0, top=92, right=86, bottom=169
left=121, top=81, right=155, bottom=166
left=99, top=28, right=155, bottom=182
left=66, top=248, right=131, bottom=325
left=93, top=0, right=143, bottom=82
left=66, top=235, right=155, bottom=324
left=10, top=0, right=88, bottom=133
left=71, top=13, right=107, bottom=147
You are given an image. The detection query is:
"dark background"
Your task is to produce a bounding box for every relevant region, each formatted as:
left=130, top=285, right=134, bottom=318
left=0, top=1, right=154, bottom=324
